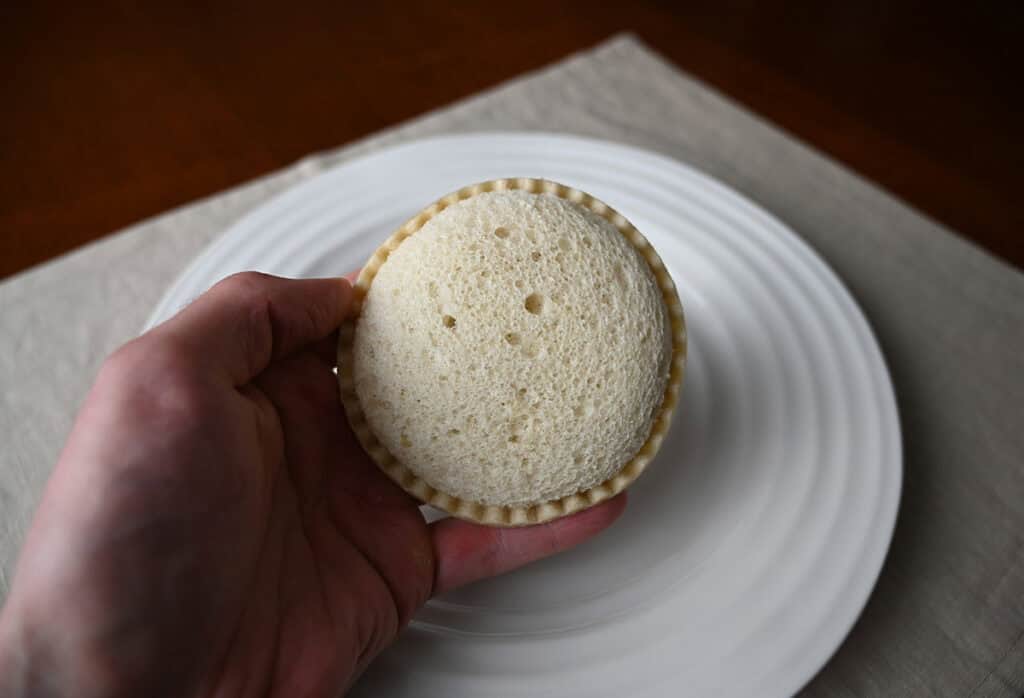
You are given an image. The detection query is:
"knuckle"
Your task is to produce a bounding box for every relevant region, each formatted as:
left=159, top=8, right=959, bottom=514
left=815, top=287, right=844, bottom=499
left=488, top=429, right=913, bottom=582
left=216, top=272, right=276, bottom=371
left=150, top=377, right=211, bottom=432
left=100, top=339, right=210, bottom=429
left=101, top=339, right=153, bottom=386
left=106, top=337, right=189, bottom=382
left=218, top=271, right=274, bottom=303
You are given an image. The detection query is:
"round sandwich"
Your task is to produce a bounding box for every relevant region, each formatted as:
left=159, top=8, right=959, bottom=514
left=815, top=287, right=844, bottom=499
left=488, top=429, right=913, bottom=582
left=337, top=178, right=686, bottom=526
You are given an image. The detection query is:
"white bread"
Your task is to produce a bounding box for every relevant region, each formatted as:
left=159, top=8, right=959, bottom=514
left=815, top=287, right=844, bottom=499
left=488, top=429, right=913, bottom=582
left=349, top=186, right=675, bottom=509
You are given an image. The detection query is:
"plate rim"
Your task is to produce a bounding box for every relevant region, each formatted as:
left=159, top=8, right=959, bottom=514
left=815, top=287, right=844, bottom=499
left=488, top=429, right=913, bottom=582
left=145, top=131, right=903, bottom=697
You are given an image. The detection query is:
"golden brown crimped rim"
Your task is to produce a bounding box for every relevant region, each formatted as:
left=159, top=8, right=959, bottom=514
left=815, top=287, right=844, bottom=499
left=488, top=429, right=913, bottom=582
left=337, top=178, right=687, bottom=527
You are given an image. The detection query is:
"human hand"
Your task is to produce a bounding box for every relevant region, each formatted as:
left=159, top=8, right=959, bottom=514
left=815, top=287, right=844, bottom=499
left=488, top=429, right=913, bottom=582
left=0, top=272, right=625, bottom=698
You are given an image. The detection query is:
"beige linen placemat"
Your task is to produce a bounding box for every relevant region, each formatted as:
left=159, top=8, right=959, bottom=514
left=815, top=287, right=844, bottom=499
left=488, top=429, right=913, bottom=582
left=1, top=35, right=1021, bottom=696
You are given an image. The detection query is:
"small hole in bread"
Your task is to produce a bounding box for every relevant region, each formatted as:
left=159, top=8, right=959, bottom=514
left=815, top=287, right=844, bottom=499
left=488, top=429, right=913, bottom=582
left=494, top=226, right=509, bottom=239
left=524, top=293, right=544, bottom=315
left=530, top=251, right=541, bottom=262
left=504, top=332, right=521, bottom=346
left=442, top=315, right=456, bottom=329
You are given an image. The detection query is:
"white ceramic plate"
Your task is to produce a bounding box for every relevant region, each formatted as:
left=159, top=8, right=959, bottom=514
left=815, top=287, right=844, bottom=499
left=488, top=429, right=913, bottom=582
left=146, top=133, right=901, bottom=697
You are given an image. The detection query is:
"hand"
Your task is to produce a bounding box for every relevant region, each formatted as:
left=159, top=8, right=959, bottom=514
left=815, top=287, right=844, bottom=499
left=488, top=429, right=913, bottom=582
left=0, top=272, right=625, bottom=698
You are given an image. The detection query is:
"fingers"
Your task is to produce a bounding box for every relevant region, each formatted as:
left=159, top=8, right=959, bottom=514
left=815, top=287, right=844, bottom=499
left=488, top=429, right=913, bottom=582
left=151, top=272, right=352, bottom=385
left=430, top=494, right=627, bottom=595
left=308, top=332, right=341, bottom=366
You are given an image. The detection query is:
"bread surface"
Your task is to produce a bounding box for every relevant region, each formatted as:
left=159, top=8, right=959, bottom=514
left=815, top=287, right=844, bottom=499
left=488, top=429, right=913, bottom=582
left=352, top=189, right=672, bottom=507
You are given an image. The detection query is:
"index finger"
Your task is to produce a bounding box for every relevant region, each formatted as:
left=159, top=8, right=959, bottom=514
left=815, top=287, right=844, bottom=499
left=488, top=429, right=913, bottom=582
left=151, top=272, right=352, bottom=385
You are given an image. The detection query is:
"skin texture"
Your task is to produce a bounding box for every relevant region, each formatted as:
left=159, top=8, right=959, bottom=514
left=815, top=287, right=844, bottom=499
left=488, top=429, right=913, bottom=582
left=0, top=272, right=625, bottom=698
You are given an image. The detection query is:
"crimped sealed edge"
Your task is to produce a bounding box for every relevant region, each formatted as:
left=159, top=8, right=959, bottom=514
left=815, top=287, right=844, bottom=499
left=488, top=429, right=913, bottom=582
left=337, top=178, right=687, bottom=527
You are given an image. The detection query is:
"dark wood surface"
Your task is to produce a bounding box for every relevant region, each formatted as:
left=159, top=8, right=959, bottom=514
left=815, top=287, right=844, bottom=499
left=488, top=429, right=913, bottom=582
left=2, top=1, right=1022, bottom=280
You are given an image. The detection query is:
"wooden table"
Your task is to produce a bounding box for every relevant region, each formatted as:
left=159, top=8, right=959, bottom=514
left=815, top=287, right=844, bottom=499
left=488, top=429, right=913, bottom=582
left=3, top=1, right=1021, bottom=279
